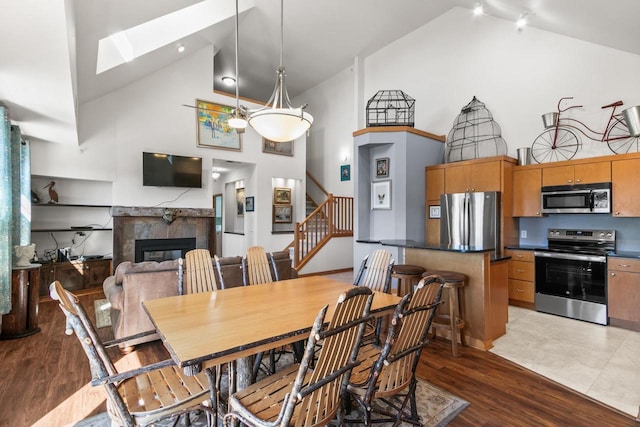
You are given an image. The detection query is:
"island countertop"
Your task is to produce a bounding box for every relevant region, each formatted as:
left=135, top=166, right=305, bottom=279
left=375, top=239, right=509, bottom=261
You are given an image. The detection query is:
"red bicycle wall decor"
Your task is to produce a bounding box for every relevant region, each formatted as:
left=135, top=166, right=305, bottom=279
left=531, top=97, right=640, bottom=163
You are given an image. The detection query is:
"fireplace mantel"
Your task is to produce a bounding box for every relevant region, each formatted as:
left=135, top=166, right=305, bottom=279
left=111, top=206, right=215, bottom=218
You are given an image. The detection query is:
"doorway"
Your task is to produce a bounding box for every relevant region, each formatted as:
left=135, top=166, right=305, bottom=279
left=212, top=193, right=223, bottom=257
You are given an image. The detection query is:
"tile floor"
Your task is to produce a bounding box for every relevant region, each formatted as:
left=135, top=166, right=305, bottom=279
left=322, top=271, right=640, bottom=417
left=490, top=306, right=640, bottom=417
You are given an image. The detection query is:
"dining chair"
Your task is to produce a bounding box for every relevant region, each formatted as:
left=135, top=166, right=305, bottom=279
left=242, top=245, right=278, bottom=286
left=354, top=249, right=395, bottom=345
left=345, top=274, right=445, bottom=426
left=223, top=286, right=374, bottom=427
left=180, top=248, right=218, bottom=294
left=49, top=281, right=213, bottom=427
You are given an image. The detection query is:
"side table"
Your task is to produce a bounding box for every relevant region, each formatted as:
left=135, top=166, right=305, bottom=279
left=0, top=264, right=42, bottom=339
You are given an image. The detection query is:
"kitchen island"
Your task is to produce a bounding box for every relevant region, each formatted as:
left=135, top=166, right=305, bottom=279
left=380, top=239, right=510, bottom=351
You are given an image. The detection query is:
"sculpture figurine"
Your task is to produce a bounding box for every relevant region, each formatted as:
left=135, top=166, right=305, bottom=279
left=14, top=243, right=36, bottom=267
left=43, top=181, right=59, bottom=204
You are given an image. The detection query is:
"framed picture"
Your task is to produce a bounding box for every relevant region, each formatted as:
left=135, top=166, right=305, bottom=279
left=263, top=138, right=293, bottom=156
left=371, top=179, right=391, bottom=210
left=273, top=187, right=291, bottom=204
left=236, top=187, right=245, bottom=216
left=429, top=205, right=441, bottom=219
left=376, top=157, right=389, bottom=178
left=196, top=99, right=242, bottom=151
left=340, top=164, right=351, bottom=181
left=273, top=204, right=292, bottom=223
left=245, top=196, right=255, bottom=212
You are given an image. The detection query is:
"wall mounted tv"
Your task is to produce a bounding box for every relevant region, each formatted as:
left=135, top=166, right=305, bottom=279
left=142, top=152, right=203, bottom=188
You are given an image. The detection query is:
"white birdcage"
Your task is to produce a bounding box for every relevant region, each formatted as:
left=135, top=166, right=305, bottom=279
left=446, top=96, right=507, bottom=162
left=366, top=90, right=415, bottom=127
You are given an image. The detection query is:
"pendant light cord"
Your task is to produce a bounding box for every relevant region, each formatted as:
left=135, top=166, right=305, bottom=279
left=235, top=0, right=240, bottom=111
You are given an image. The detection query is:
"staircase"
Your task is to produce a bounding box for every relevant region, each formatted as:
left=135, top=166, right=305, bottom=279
left=286, top=173, right=353, bottom=270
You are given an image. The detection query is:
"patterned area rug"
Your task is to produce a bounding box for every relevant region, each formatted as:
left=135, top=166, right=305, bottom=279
left=74, top=377, right=468, bottom=426
left=93, top=299, right=112, bottom=328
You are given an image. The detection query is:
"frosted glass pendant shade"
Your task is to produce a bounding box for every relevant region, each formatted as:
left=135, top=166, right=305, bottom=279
left=228, top=116, right=248, bottom=129
left=248, top=108, right=313, bottom=142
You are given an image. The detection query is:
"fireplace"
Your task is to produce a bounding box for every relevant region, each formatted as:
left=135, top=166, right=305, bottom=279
left=135, top=238, right=196, bottom=262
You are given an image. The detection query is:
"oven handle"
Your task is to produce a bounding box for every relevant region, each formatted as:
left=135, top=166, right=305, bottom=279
left=534, top=251, right=606, bottom=263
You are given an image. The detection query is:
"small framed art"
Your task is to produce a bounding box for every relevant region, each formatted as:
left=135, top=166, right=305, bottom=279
left=273, top=204, right=292, bottom=223
left=273, top=187, right=291, bottom=204
left=196, top=99, right=241, bottom=151
left=236, top=187, right=245, bottom=216
left=263, top=138, right=293, bottom=156
left=245, top=196, right=255, bottom=212
left=371, top=179, right=391, bottom=210
left=341, top=164, right=351, bottom=181
left=376, top=157, right=389, bottom=178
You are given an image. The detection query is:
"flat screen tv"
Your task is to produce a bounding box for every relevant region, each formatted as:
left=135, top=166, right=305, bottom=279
left=142, top=152, right=202, bottom=188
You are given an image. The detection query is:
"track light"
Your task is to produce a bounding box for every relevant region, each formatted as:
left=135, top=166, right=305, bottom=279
left=473, top=3, right=484, bottom=16
left=516, top=12, right=528, bottom=29
left=177, top=44, right=185, bottom=53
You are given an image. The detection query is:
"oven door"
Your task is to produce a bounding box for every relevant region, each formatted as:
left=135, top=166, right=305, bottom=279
left=535, top=251, right=607, bottom=303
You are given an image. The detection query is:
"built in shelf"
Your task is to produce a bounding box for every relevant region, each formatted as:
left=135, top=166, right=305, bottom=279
left=32, top=228, right=113, bottom=233
left=32, top=203, right=111, bottom=208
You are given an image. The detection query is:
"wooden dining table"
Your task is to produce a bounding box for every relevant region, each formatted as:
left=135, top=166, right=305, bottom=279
left=142, top=275, right=401, bottom=379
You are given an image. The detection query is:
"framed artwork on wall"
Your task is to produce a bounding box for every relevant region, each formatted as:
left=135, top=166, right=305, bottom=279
left=196, top=99, right=242, bottom=151
left=273, top=187, right=291, bottom=204
left=376, top=157, right=389, bottom=178
left=273, top=204, right=292, bottom=223
left=263, top=138, right=293, bottom=156
left=371, top=179, right=391, bottom=210
left=340, top=165, right=351, bottom=181
left=236, top=187, right=245, bottom=216
left=245, top=196, right=255, bottom=212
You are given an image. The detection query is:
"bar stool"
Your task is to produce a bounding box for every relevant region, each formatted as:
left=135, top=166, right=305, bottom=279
left=423, top=270, right=466, bottom=357
left=391, top=264, right=426, bottom=296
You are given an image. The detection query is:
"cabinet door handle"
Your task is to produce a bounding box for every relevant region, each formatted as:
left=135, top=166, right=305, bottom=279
left=615, top=211, right=620, bottom=215
left=619, top=264, right=631, bottom=268
left=516, top=269, right=525, bottom=273
left=516, top=254, right=523, bottom=258
left=516, top=288, right=524, bottom=292
left=610, top=272, right=616, bottom=276
left=576, top=178, right=581, bottom=183
left=568, top=179, right=573, bottom=183
left=536, top=211, right=540, bottom=215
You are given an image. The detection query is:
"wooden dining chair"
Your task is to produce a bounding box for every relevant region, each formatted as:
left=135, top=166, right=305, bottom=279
left=346, top=274, right=445, bottom=426
left=242, top=245, right=278, bottom=286
left=179, top=248, right=218, bottom=294
left=49, top=281, right=213, bottom=427
left=223, top=286, right=374, bottom=427
left=354, top=249, right=395, bottom=345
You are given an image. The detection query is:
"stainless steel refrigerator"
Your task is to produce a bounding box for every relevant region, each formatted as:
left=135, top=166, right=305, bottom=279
left=440, top=191, right=500, bottom=249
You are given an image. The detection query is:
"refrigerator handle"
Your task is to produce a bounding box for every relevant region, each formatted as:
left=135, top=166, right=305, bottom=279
left=463, top=193, right=469, bottom=246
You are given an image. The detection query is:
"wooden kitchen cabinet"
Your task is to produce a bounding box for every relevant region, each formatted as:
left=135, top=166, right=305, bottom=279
left=504, top=249, right=535, bottom=307
left=512, top=167, right=542, bottom=217
left=39, top=258, right=112, bottom=296
left=612, top=158, right=640, bottom=216
left=608, top=257, right=640, bottom=330
left=444, top=160, right=502, bottom=193
left=542, top=161, right=610, bottom=187
left=425, top=168, right=444, bottom=245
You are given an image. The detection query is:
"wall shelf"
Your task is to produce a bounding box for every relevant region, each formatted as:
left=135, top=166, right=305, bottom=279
left=32, top=203, right=111, bottom=208
left=32, top=228, right=113, bottom=233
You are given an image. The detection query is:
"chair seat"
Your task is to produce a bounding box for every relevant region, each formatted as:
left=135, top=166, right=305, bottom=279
left=422, top=270, right=466, bottom=286
left=393, top=264, right=426, bottom=276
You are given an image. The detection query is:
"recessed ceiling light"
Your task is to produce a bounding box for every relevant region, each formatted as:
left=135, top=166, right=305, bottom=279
left=221, top=76, right=236, bottom=86
left=177, top=44, right=185, bottom=53
left=473, top=3, right=484, bottom=16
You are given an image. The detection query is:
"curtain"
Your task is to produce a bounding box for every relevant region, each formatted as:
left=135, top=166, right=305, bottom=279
left=0, top=106, right=11, bottom=314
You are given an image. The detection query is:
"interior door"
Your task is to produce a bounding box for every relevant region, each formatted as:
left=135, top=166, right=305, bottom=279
left=213, top=193, right=223, bottom=257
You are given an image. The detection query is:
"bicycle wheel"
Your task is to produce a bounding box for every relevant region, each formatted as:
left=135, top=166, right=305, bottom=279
left=606, top=117, right=640, bottom=154
left=531, top=128, right=580, bottom=163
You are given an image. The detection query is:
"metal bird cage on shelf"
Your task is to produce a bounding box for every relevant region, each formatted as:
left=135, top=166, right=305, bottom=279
left=446, top=96, right=507, bottom=163
left=366, top=90, right=415, bottom=127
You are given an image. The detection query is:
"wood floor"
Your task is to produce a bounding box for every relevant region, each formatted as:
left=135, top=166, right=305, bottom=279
left=0, top=291, right=637, bottom=426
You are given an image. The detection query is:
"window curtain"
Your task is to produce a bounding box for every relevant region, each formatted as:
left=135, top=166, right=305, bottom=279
left=0, top=109, right=30, bottom=315
left=0, top=106, right=11, bottom=314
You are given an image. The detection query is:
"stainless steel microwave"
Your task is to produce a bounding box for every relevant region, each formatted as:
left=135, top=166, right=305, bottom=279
left=540, top=182, right=611, bottom=214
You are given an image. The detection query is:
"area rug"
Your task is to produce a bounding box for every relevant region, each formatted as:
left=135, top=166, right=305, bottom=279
left=74, top=377, right=468, bottom=426
left=93, top=299, right=112, bottom=328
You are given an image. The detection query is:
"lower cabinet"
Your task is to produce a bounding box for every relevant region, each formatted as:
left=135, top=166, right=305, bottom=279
left=505, top=249, right=535, bottom=307
left=608, top=257, right=640, bottom=329
left=39, top=258, right=112, bottom=296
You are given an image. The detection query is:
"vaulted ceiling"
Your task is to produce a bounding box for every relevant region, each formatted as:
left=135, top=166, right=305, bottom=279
left=2, top=0, right=640, bottom=146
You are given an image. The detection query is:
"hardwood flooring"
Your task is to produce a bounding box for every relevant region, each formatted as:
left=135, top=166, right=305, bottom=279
left=0, top=291, right=637, bottom=426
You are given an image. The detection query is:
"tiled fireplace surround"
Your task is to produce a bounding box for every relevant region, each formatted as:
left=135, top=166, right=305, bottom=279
left=111, top=206, right=215, bottom=269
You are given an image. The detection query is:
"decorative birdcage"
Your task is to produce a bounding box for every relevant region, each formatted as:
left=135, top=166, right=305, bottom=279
left=366, top=90, right=415, bottom=127
left=446, top=96, right=507, bottom=163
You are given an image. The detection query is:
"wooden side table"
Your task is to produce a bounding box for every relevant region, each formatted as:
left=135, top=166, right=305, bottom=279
left=0, top=264, right=42, bottom=339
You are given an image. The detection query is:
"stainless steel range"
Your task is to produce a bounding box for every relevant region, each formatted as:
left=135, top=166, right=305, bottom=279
left=534, top=229, right=615, bottom=325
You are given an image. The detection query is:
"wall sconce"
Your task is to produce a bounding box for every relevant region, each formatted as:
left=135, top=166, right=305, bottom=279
left=473, top=2, right=484, bottom=16
left=516, top=12, right=528, bottom=29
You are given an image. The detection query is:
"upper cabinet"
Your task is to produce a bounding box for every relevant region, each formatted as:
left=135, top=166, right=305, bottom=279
left=612, top=158, right=640, bottom=216
left=512, top=166, right=542, bottom=217
left=541, top=161, right=611, bottom=187
left=444, top=160, right=502, bottom=193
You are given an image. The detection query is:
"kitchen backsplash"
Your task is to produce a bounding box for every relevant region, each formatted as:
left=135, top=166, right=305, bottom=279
left=519, top=215, right=640, bottom=252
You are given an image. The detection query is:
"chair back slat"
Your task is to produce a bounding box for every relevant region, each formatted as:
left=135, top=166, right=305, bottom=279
left=244, top=246, right=275, bottom=285
left=355, top=249, right=394, bottom=293
left=184, top=249, right=217, bottom=294
left=369, top=275, right=444, bottom=399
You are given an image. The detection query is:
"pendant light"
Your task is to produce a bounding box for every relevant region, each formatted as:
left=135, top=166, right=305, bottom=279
left=246, top=0, right=313, bottom=142
left=228, top=0, right=248, bottom=132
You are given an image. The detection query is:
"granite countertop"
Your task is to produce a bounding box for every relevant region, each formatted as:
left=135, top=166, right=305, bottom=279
left=375, top=239, right=509, bottom=261
left=608, top=251, right=640, bottom=259
left=504, top=244, right=546, bottom=251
